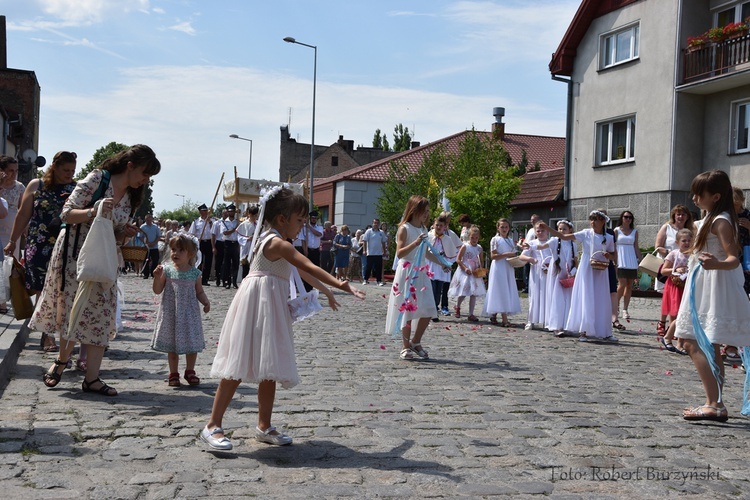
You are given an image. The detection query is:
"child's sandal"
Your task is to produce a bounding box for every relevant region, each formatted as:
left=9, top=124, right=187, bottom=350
left=168, top=372, right=181, bottom=387
left=184, top=370, right=200, bottom=386
left=453, top=306, right=461, bottom=318
left=656, top=320, right=666, bottom=337
left=43, top=358, right=68, bottom=388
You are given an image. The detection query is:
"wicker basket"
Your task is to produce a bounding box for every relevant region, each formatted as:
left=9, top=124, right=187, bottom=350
left=472, top=267, right=487, bottom=278
left=121, top=245, right=147, bottom=262
left=507, top=256, right=526, bottom=268
left=559, top=276, right=575, bottom=288
left=590, top=251, right=609, bottom=271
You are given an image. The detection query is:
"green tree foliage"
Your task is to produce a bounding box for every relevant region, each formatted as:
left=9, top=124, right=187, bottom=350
left=157, top=199, right=200, bottom=225
left=372, top=128, right=390, bottom=151
left=517, top=149, right=528, bottom=175
left=79, top=141, right=156, bottom=218
left=392, top=123, right=412, bottom=152
left=376, top=128, right=520, bottom=251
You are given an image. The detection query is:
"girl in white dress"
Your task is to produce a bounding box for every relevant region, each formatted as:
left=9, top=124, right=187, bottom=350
left=543, top=220, right=578, bottom=337
left=448, top=225, right=486, bottom=321
left=675, top=170, right=750, bottom=422
left=519, top=222, right=552, bottom=330
left=200, top=187, right=364, bottom=450
left=542, top=211, right=617, bottom=342
left=385, top=195, right=445, bottom=361
left=482, top=218, right=521, bottom=327
left=614, top=210, right=642, bottom=321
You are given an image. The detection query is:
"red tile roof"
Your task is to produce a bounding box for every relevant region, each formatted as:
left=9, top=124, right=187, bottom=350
left=511, top=167, right=565, bottom=207
left=549, top=0, right=641, bottom=76
left=315, top=130, right=565, bottom=185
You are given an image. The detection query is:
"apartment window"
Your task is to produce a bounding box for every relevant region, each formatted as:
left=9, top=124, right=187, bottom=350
left=733, top=100, right=750, bottom=153
left=600, top=23, right=639, bottom=69
left=597, top=116, right=636, bottom=165
left=716, top=2, right=750, bottom=27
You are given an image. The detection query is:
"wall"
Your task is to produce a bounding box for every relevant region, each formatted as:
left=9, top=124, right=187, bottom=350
left=334, top=180, right=383, bottom=231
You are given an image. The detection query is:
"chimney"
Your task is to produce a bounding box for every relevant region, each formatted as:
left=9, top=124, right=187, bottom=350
left=411, top=141, right=420, bottom=149
left=0, top=16, right=6, bottom=69
left=492, top=107, right=505, bottom=141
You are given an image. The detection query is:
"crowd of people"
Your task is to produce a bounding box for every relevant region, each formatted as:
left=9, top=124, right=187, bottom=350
left=5, top=147, right=749, bottom=448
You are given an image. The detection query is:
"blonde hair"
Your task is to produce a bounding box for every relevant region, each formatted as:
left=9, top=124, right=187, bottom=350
left=169, top=234, right=199, bottom=266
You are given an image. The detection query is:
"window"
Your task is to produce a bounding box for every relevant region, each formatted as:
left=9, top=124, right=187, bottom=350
left=732, top=100, right=750, bottom=154
left=716, top=2, right=750, bottom=27
left=331, top=156, right=338, bottom=167
left=600, top=23, right=639, bottom=69
left=597, top=116, right=636, bottom=165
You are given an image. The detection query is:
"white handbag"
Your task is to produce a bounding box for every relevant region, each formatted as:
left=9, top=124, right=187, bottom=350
left=288, top=266, right=322, bottom=323
left=76, top=203, right=119, bottom=287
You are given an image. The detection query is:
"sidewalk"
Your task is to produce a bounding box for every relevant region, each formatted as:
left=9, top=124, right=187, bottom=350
left=0, top=275, right=748, bottom=498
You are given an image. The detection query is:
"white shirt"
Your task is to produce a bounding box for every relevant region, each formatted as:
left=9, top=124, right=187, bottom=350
left=362, top=228, right=388, bottom=256
left=189, top=216, right=214, bottom=241
left=306, top=223, right=323, bottom=249
left=220, top=217, right=239, bottom=242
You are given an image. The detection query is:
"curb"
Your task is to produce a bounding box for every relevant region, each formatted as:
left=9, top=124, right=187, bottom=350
left=0, top=317, right=31, bottom=392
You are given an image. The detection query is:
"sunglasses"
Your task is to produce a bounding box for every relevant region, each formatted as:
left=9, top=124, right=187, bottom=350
left=623, top=215, right=633, bottom=219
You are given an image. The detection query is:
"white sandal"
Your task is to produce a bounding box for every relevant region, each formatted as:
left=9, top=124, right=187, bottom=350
left=400, top=348, right=417, bottom=360
left=410, top=342, right=429, bottom=359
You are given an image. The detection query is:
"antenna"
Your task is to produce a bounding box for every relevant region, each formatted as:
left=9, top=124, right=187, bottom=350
left=288, top=107, right=292, bottom=129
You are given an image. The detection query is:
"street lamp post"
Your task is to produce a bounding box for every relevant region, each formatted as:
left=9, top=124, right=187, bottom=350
left=283, top=36, right=317, bottom=211
left=174, top=193, right=186, bottom=207
left=229, top=134, right=253, bottom=178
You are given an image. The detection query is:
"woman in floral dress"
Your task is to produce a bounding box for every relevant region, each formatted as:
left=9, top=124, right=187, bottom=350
left=5, top=151, right=77, bottom=352
left=32, top=145, right=161, bottom=396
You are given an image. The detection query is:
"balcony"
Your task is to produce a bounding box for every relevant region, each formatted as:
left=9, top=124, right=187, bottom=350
left=682, top=33, right=750, bottom=86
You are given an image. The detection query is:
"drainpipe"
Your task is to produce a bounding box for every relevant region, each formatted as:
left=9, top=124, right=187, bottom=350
left=551, top=74, right=573, bottom=203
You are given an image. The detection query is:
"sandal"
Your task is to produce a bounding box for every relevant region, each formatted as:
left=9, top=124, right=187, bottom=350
left=43, top=358, right=67, bottom=388
left=400, top=348, right=417, bottom=361
left=656, top=320, right=666, bottom=337
left=489, top=315, right=498, bottom=325
left=467, top=315, right=479, bottom=322
left=168, top=372, right=181, bottom=387
left=683, top=404, right=728, bottom=422
left=453, top=306, right=461, bottom=318
left=82, top=377, right=118, bottom=396
left=41, top=333, right=59, bottom=353
left=184, top=370, right=200, bottom=386
left=612, top=320, right=626, bottom=331
left=500, top=321, right=512, bottom=328
left=410, top=342, right=429, bottom=359
left=76, top=359, right=87, bottom=372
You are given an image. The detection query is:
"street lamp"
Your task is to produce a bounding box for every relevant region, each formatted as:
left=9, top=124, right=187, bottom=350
left=174, top=193, right=186, bottom=207
left=229, top=134, right=253, bottom=178
left=283, top=36, right=317, bottom=211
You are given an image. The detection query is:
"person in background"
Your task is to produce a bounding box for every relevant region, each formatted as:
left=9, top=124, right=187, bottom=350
left=614, top=210, right=642, bottom=325
left=140, top=213, right=161, bottom=279
left=349, top=229, right=363, bottom=282
left=211, top=208, right=228, bottom=287
left=362, top=219, right=388, bottom=286
left=320, top=220, right=336, bottom=274
left=238, top=205, right=259, bottom=280
left=333, top=224, right=352, bottom=281
left=220, top=204, right=240, bottom=289
left=189, top=203, right=214, bottom=286
left=305, top=211, right=323, bottom=266
left=5, top=151, right=76, bottom=351
left=0, top=155, right=24, bottom=314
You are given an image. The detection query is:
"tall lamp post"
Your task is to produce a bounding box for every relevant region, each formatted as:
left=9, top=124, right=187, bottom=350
left=174, top=193, right=186, bottom=207
left=283, top=36, right=317, bottom=211
left=229, top=134, right=253, bottom=178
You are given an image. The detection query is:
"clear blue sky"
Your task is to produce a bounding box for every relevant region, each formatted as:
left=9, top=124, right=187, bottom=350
left=2, top=0, right=580, bottom=213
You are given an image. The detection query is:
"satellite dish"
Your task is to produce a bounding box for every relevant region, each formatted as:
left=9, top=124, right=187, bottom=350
left=22, top=149, right=37, bottom=163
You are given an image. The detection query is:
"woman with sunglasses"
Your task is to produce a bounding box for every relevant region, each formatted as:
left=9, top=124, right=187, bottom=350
left=614, top=211, right=642, bottom=327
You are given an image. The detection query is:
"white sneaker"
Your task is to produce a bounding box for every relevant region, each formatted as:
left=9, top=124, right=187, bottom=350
left=524, top=323, right=533, bottom=330
left=377, top=282, right=385, bottom=286
left=200, top=426, right=233, bottom=450
left=255, top=426, right=292, bottom=446
left=622, top=310, right=630, bottom=320
left=603, top=335, right=619, bottom=343
left=362, top=280, right=368, bottom=285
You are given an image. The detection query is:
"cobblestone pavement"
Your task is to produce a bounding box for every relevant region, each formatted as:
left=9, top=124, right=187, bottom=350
left=1, top=274, right=749, bottom=499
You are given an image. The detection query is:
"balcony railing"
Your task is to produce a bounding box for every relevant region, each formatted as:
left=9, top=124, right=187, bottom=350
left=683, top=33, right=750, bottom=84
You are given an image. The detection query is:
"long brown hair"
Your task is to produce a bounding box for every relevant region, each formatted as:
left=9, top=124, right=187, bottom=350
left=668, top=204, right=695, bottom=231
left=44, top=151, right=77, bottom=190
left=399, top=195, right=429, bottom=227
left=100, top=144, right=161, bottom=211
left=691, top=170, right=737, bottom=253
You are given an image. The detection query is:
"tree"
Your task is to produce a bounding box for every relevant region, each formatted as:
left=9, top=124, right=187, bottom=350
left=79, top=141, right=156, bottom=219
left=517, top=149, right=528, bottom=175
left=157, top=199, right=200, bottom=224
left=392, top=123, right=412, bottom=152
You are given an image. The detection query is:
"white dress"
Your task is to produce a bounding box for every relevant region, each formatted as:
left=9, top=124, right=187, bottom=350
left=675, top=213, right=750, bottom=346
left=384, top=223, right=437, bottom=335
left=545, top=237, right=577, bottom=331
left=210, top=232, right=300, bottom=389
left=614, top=228, right=638, bottom=270
left=523, top=239, right=553, bottom=325
left=448, top=243, right=486, bottom=297
left=482, top=236, right=521, bottom=315
left=565, top=229, right=615, bottom=338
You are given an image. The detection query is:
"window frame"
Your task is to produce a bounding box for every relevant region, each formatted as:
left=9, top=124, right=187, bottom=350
left=599, top=22, right=640, bottom=70
left=595, top=115, right=637, bottom=167
left=714, top=1, right=750, bottom=27
left=730, top=98, right=750, bottom=155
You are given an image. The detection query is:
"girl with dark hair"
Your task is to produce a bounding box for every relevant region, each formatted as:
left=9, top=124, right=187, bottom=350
left=5, top=151, right=77, bottom=352
left=33, top=144, right=161, bottom=397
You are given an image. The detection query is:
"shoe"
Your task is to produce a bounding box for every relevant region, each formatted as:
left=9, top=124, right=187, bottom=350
left=75, top=359, right=87, bottom=372
left=184, top=370, right=200, bottom=386
left=203, top=282, right=211, bottom=287
left=81, top=377, right=117, bottom=396
left=683, top=405, right=729, bottom=422
left=467, top=315, right=479, bottom=322
left=441, top=308, right=451, bottom=316
left=411, top=342, right=429, bottom=359
left=554, top=330, right=565, bottom=338
left=41, top=333, right=59, bottom=353
left=255, top=426, right=292, bottom=446
left=43, top=358, right=68, bottom=388
left=216, top=281, right=221, bottom=287
left=578, top=335, right=588, bottom=342
left=362, top=280, right=368, bottom=285
left=725, top=349, right=741, bottom=362
left=602, top=335, right=619, bottom=343
left=489, top=315, right=498, bottom=325
left=201, top=426, right=233, bottom=450
left=660, top=337, right=678, bottom=353
left=612, top=321, right=626, bottom=331
left=622, top=309, right=630, bottom=320
left=400, top=348, right=417, bottom=360
left=168, top=372, right=181, bottom=387
left=524, top=323, right=533, bottom=331
left=225, top=284, right=231, bottom=289
left=656, top=320, right=666, bottom=337
left=377, top=282, right=385, bottom=286
left=453, top=306, right=460, bottom=318
left=431, top=317, right=440, bottom=322
left=232, top=284, right=238, bottom=289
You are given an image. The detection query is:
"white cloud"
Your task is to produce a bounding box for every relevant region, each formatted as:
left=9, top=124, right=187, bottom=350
left=168, top=21, right=196, bottom=36
left=30, top=0, right=151, bottom=26
left=153, top=7, right=165, bottom=14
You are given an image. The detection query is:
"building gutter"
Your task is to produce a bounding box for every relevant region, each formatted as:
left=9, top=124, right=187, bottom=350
left=551, top=74, right=573, bottom=202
